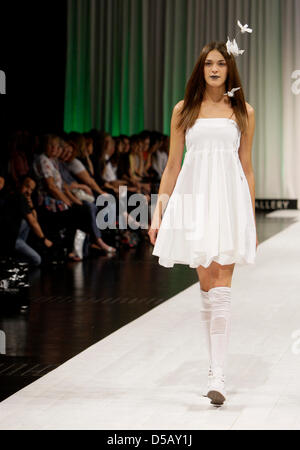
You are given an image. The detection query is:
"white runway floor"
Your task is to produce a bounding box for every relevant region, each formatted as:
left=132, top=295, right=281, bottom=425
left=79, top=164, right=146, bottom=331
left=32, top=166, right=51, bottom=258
left=1, top=220, right=300, bottom=430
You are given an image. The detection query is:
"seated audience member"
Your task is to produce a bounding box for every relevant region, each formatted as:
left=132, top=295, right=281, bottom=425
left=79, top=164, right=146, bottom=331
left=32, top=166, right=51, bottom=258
left=8, top=130, right=30, bottom=186
left=139, top=131, right=152, bottom=178
left=0, top=176, right=53, bottom=266
left=128, top=135, right=151, bottom=196
left=117, top=135, right=131, bottom=182
left=0, top=175, right=4, bottom=191
left=68, top=131, right=149, bottom=232
left=0, top=165, right=14, bottom=210
left=58, top=140, right=95, bottom=199
left=89, top=130, right=136, bottom=193
left=89, top=132, right=135, bottom=194
left=33, top=134, right=116, bottom=260
left=150, top=133, right=168, bottom=179
left=60, top=137, right=141, bottom=232
left=0, top=174, right=6, bottom=209
left=76, top=133, right=95, bottom=177
left=101, top=134, right=150, bottom=204
left=33, top=134, right=71, bottom=213
left=57, top=141, right=116, bottom=253
left=112, top=137, right=139, bottom=193
left=88, top=130, right=109, bottom=189
left=101, top=135, right=127, bottom=190
left=118, top=135, right=147, bottom=193
left=62, top=137, right=112, bottom=197
left=128, top=135, right=143, bottom=182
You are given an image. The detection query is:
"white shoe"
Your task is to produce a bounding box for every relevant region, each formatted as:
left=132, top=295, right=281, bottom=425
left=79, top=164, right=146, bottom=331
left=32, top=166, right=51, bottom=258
left=207, top=367, right=226, bottom=406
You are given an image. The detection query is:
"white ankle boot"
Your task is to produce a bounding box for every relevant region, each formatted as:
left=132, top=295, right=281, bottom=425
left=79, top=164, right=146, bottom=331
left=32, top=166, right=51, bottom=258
left=205, top=286, right=231, bottom=405
left=207, top=367, right=226, bottom=405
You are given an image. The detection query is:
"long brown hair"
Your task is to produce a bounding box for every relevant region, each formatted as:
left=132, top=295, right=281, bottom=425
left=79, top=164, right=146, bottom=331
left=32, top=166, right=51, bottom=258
left=177, top=41, right=249, bottom=134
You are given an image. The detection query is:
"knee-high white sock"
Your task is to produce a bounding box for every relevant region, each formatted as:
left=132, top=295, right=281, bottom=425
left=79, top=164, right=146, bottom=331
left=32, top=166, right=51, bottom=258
left=208, top=286, right=232, bottom=375
left=199, top=287, right=212, bottom=371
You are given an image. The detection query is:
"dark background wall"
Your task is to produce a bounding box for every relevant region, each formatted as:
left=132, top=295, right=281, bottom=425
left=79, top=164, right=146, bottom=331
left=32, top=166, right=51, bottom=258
left=0, top=0, right=67, bottom=149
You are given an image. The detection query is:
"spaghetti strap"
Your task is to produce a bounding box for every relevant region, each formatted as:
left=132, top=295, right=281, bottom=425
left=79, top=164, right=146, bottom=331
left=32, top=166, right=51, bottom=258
left=228, top=111, right=234, bottom=119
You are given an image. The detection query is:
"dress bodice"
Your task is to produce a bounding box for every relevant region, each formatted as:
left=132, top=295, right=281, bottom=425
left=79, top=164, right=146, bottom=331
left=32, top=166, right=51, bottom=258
left=185, top=118, right=241, bottom=153
left=152, top=118, right=256, bottom=269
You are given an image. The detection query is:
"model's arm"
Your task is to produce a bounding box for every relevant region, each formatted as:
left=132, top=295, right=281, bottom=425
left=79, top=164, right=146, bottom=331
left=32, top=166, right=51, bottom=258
left=238, top=105, right=257, bottom=238
left=149, top=101, right=185, bottom=239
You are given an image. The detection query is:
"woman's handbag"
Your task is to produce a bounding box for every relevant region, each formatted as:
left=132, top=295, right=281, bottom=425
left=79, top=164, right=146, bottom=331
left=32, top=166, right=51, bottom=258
left=71, top=188, right=94, bottom=203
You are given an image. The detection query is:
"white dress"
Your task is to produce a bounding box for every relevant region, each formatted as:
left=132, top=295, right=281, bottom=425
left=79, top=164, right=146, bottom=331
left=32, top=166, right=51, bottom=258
left=152, top=118, right=257, bottom=269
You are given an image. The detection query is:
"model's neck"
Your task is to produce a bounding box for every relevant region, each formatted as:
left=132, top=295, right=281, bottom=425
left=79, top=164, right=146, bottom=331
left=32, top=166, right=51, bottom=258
left=203, top=85, right=227, bottom=104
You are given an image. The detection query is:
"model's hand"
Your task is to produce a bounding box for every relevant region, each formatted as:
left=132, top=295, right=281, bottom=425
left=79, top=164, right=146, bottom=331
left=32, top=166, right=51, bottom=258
left=148, top=214, right=162, bottom=245
left=148, top=225, right=159, bottom=245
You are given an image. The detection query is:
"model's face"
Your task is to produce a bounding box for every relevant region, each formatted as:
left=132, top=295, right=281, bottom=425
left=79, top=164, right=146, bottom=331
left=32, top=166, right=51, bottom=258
left=204, top=50, right=228, bottom=87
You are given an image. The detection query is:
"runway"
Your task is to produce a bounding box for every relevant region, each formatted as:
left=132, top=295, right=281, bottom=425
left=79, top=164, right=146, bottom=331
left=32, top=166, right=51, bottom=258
left=0, top=215, right=300, bottom=430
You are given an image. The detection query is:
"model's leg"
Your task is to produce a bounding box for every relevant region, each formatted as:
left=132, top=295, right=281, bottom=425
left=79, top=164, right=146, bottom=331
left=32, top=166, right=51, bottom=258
left=196, top=265, right=213, bottom=393
left=206, top=261, right=235, bottom=405
left=199, top=287, right=212, bottom=367
left=209, top=286, right=231, bottom=372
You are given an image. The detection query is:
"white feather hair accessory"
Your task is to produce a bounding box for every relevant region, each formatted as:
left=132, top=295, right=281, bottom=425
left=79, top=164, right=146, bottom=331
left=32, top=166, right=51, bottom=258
left=224, top=20, right=253, bottom=97
left=224, top=87, right=241, bottom=97
left=226, top=19, right=253, bottom=57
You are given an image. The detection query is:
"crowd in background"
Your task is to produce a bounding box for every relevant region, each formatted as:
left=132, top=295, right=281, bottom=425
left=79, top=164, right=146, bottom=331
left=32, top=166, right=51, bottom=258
left=0, top=128, right=169, bottom=267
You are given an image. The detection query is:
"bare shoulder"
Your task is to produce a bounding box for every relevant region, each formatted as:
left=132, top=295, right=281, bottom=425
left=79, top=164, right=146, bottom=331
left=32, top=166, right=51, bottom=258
left=171, top=100, right=185, bottom=130
left=245, top=102, right=255, bottom=117
left=244, top=102, right=255, bottom=137
left=173, top=99, right=184, bottom=115
left=245, top=102, right=255, bottom=129
left=175, top=99, right=184, bottom=109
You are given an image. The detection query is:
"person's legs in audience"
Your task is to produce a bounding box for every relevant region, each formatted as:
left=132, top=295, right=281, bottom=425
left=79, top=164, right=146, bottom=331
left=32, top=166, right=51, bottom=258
left=15, top=219, right=42, bottom=266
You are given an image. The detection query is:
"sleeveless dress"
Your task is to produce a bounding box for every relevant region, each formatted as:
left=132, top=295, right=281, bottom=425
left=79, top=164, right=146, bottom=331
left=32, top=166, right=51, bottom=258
left=152, top=117, right=257, bottom=268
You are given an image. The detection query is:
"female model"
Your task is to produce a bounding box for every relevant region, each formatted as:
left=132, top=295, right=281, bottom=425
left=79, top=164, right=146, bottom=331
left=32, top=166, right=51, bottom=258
left=149, top=41, right=258, bottom=406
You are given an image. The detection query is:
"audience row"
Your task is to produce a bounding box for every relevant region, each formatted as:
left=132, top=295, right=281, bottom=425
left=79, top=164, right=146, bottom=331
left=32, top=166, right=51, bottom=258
left=0, top=129, right=169, bottom=266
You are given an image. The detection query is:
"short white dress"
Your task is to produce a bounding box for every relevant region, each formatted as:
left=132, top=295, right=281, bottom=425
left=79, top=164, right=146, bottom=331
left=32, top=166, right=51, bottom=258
left=152, top=117, right=257, bottom=268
